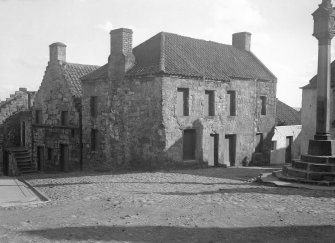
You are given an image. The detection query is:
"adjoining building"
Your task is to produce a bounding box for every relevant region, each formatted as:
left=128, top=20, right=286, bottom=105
left=0, top=88, right=36, bottom=176
left=81, top=28, right=277, bottom=170
left=270, top=99, right=301, bottom=165
left=31, top=43, right=99, bottom=172
left=301, top=60, right=335, bottom=155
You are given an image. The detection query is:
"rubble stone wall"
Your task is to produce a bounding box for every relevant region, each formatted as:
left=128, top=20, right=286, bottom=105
left=32, top=63, right=80, bottom=171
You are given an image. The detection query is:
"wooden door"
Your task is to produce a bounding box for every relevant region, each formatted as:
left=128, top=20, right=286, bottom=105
left=285, top=136, right=293, bottom=163
left=37, top=146, right=44, bottom=171
left=209, top=134, right=219, bottom=166
left=183, top=130, right=196, bottom=160
left=60, top=144, right=69, bottom=171
left=224, top=135, right=236, bottom=166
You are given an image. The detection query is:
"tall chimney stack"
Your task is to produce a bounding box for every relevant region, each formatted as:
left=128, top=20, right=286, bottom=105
left=49, top=42, right=66, bottom=63
left=108, top=28, right=135, bottom=79
left=232, top=32, right=251, bottom=52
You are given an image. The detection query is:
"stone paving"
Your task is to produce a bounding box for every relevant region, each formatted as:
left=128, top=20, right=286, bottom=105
left=0, top=167, right=335, bottom=242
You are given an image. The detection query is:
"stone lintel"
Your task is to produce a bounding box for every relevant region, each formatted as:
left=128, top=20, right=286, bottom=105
left=308, top=139, right=335, bottom=156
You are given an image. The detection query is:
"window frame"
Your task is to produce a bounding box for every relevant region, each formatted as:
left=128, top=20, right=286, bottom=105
left=177, top=88, right=189, bottom=116
left=227, top=90, right=236, bottom=116
left=205, top=90, right=215, bottom=117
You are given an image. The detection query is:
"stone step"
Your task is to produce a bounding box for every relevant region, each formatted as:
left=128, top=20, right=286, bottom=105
left=14, top=153, right=30, bottom=159
left=292, top=160, right=335, bottom=172
left=273, top=171, right=335, bottom=186
left=17, top=161, right=32, bottom=166
left=300, top=154, right=335, bottom=164
left=19, top=169, right=37, bottom=174
left=16, top=158, right=31, bottom=163
left=283, top=165, right=335, bottom=181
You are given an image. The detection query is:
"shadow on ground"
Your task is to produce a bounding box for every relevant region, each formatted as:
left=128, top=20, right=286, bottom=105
left=20, top=166, right=281, bottom=181
left=22, top=225, right=335, bottom=243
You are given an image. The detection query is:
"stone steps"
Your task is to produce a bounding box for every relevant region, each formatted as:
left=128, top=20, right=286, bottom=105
left=10, top=147, right=37, bottom=174
left=300, top=154, right=335, bottom=164
left=283, top=165, right=335, bottom=182
left=292, top=160, right=335, bottom=172
left=273, top=171, right=335, bottom=186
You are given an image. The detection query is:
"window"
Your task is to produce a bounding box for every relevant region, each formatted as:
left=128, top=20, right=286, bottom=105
left=260, top=96, right=267, bottom=115
left=91, top=129, right=99, bottom=151
left=61, top=111, right=69, bottom=125
left=271, top=141, right=277, bottom=151
left=90, top=96, right=98, bottom=117
left=227, top=91, right=236, bottom=116
left=35, top=110, right=42, bottom=124
left=205, top=90, right=215, bottom=116
left=47, top=148, right=52, bottom=160
left=177, top=88, right=189, bottom=116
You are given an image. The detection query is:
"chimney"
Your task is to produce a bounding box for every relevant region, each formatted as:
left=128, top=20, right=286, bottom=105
left=232, top=32, right=251, bottom=51
left=49, top=42, right=66, bottom=63
left=108, top=28, right=135, bottom=79
left=110, top=28, right=133, bottom=55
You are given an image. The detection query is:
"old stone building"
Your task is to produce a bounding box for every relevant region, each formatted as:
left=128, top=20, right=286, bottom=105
left=0, top=88, right=36, bottom=175
left=32, top=42, right=99, bottom=172
left=270, top=99, right=301, bottom=164
left=301, top=60, right=335, bottom=155
left=81, top=28, right=277, bottom=169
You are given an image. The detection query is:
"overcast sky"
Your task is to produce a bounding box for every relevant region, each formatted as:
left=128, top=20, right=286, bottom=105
left=0, top=0, right=328, bottom=108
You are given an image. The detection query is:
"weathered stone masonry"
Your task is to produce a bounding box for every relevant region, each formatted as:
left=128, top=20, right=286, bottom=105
left=82, top=28, right=277, bottom=169
left=32, top=42, right=99, bottom=171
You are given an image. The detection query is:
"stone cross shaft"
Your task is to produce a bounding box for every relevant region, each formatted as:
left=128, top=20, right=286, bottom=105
left=313, top=0, right=335, bottom=140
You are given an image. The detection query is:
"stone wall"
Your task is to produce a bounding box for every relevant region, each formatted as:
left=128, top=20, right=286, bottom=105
left=271, top=125, right=302, bottom=164
left=32, top=63, right=80, bottom=171
left=82, top=78, right=109, bottom=169
left=82, top=74, right=276, bottom=169
left=0, top=88, right=35, bottom=125
left=82, top=76, right=164, bottom=169
left=162, top=76, right=276, bottom=166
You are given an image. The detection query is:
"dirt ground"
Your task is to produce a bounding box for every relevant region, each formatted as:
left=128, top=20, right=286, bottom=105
left=1, top=166, right=335, bottom=243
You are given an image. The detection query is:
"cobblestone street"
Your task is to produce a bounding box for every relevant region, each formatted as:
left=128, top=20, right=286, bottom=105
left=1, top=167, right=335, bottom=242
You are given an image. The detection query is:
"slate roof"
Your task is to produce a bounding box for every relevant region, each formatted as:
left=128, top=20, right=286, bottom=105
left=302, top=60, right=335, bottom=89
left=82, top=32, right=276, bottom=82
left=63, top=63, right=100, bottom=97
left=276, top=99, right=301, bottom=126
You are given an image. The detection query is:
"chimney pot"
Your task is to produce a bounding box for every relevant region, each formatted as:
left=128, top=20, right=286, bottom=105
left=49, top=42, right=67, bottom=63
left=232, top=32, right=251, bottom=51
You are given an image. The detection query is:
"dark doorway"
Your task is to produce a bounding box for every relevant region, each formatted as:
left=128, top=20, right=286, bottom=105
left=255, top=133, right=263, bottom=153
left=183, top=129, right=196, bottom=160
left=60, top=144, right=69, bottom=171
left=209, top=134, right=219, bottom=166
left=286, top=136, right=293, bottom=163
left=224, top=134, right=236, bottom=166
left=3, top=150, right=9, bottom=176
left=37, top=146, right=44, bottom=171
left=21, top=121, right=26, bottom=147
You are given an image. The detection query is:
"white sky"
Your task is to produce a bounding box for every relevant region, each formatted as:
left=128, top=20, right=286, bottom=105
left=0, top=0, right=329, bottom=108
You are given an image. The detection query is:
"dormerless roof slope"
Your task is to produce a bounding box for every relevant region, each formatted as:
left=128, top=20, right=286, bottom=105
left=82, top=32, right=277, bottom=81
left=276, top=99, right=301, bottom=126
left=63, top=63, right=100, bottom=97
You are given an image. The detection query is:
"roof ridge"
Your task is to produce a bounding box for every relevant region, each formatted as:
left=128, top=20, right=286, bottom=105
left=65, top=62, right=100, bottom=68
left=159, top=32, right=166, bottom=73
